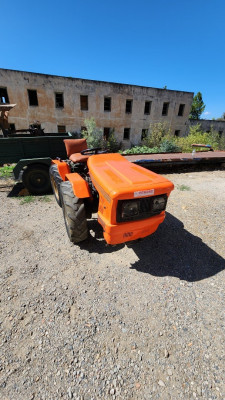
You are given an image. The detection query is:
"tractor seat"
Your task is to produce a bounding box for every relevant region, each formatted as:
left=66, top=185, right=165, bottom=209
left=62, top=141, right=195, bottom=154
left=64, top=138, right=89, bottom=163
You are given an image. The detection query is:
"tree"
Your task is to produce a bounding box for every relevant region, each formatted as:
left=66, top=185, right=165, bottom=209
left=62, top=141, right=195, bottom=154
left=216, top=112, right=225, bottom=121
left=189, top=92, right=206, bottom=120
left=82, top=117, right=103, bottom=148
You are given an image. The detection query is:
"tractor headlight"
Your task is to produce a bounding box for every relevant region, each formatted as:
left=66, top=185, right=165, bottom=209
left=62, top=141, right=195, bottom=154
left=121, top=201, right=139, bottom=219
left=117, top=194, right=168, bottom=223
left=152, top=196, right=167, bottom=212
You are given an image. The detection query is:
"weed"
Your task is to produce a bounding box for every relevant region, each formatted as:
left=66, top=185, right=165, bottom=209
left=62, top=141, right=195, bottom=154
left=39, top=195, right=52, bottom=202
left=177, top=184, right=191, bottom=191
left=0, top=165, right=14, bottom=178
left=20, top=196, right=35, bottom=205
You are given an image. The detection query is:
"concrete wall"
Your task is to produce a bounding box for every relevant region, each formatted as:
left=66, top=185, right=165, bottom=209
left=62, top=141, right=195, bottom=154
left=0, top=69, right=193, bottom=146
left=189, top=119, right=225, bottom=136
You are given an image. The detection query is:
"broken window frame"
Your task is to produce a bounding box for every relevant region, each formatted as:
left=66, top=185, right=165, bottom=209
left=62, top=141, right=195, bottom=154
left=28, top=89, right=38, bottom=106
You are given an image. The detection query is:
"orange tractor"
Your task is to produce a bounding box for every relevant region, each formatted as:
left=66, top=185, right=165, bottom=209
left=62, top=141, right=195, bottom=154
left=50, top=139, right=174, bottom=245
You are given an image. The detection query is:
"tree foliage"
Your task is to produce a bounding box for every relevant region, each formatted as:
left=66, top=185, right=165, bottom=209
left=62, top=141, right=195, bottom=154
left=216, top=112, right=225, bottom=121
left=82, top=117, right=103, bottom=148
left=189, top=92, right=206, bottom=120
left=143, top=122, right=171, bottom=147
left=82, top=117, right=121, bottom=152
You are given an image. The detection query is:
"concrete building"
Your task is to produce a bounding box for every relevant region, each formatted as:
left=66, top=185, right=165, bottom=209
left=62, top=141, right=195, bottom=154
left=0, top=68, right=194, bottom=146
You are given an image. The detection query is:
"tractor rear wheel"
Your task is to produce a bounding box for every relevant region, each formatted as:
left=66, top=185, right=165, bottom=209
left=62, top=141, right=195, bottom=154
left=49, top=164, right=63, bottom=206
left=60, top=181, right=88, bottom=244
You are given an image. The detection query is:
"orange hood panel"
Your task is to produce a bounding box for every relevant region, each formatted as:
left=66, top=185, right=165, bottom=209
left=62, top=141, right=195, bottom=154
left=88, top=153, right=174, bottom=199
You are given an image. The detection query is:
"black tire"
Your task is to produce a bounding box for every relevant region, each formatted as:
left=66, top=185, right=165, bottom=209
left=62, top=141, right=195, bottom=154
left=49, top=164, right=63, bottom=207
left=22, top=164, right=51, bottom=195
left=60, top=181, right=88, bottom=244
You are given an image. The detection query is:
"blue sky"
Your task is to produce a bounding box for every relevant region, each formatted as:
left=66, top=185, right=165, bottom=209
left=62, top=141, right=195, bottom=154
left=1, top=0, right=225, bottom=119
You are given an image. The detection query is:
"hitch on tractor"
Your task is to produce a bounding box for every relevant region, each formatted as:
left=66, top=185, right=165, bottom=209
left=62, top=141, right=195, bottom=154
left=50, top=139, right=174, bottom=245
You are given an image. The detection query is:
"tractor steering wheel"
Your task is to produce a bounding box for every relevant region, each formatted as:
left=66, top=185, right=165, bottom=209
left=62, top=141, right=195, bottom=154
left=81, top=147, right=107, bottom=155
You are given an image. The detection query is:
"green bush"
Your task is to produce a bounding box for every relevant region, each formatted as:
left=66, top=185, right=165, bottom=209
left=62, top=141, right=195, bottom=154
left=82, top=118, right=121, bottom=152
left=159, top=139, right=181, bottom=153
left=122, top=146, right=159, bottom=155
left=219, top=134, right=225, bottom=150
left=174, top=124, right=221, bottom=152
left=143, top=122, right=171, bottom=147
left=103, top=129, right=121, bottom=153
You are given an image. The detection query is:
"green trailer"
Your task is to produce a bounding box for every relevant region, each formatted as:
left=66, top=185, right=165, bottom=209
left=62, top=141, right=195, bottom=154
left=0, top=133, right=76, bottom=194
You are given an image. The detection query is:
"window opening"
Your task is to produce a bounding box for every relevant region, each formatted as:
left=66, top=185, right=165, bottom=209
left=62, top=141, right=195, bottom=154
left=55, top=93, right=64, bottom=108
left=178, top=104, right=185, bottom=116
left=58, top=125, right=66, bottom=133
left=28, top=90, right=38, bottom=106
left=0, top=88, right=9, bottom=103
left=80, top=95, right=88, bottom=111
left=125, top=99, right=132, bottom=113
left=104, top=97, right=111, bottom=112
left=174, top=130, right=180, bottom=137
left=9, top=123, right=16, bottom=132
left=104, top=127, right=110, bottom=140
left=162, top=102, right=169, bottom=116
left=144, top=101, right=151, bottom=115
left=123, top=128, right=130, bottom=140
left=141, top=129, right=148, bottom=140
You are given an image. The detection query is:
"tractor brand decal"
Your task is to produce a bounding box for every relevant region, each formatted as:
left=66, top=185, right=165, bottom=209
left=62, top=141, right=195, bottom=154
left=134, top=189, right=154, bottom=197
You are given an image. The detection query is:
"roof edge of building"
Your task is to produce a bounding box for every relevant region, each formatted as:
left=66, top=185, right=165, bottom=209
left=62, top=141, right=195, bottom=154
left=0, top=68, right=194, bottom=96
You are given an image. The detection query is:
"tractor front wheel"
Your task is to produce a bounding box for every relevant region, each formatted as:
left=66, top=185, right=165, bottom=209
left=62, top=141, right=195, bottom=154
left=49, top=164, right=63, bottom=206
left=60, top=181, right=88, bottom=244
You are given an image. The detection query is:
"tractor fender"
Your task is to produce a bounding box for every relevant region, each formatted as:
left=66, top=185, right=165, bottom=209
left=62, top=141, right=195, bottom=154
left=51, top=159, right=70, bottom=180
left=13, top=157, right=52, bottom=180
left=65, top=173, right=92, bottom=199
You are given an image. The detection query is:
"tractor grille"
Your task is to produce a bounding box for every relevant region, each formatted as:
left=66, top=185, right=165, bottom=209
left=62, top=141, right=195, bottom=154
left=116, top=194, right=167, bottom=223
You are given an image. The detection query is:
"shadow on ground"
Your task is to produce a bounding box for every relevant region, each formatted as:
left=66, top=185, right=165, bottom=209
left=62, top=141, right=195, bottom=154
left=7, top=182, right=24, bottom=196
left=82, top=213, right=225, bottom=282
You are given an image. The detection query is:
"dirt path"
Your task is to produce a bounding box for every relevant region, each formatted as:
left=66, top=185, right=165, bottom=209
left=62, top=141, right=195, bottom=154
left=0, top=170, right=224, bottom=400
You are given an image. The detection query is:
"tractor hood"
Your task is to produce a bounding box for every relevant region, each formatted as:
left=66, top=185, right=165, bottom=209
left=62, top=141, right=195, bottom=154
left=88, top=153, right=174, bottom=200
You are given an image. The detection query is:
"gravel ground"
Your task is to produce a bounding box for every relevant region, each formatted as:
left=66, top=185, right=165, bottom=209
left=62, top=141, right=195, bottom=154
left=0, top=170, right=224, bottom=400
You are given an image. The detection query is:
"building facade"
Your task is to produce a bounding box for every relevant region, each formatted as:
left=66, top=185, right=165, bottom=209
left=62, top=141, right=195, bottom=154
left=0, top=68, right=194, bottom=146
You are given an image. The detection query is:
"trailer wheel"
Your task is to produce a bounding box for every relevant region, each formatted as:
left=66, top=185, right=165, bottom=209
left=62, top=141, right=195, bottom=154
left=60, top=181, right=88, bottom=244
left=22, top=164, right=51, bottom=195
left=49, top=164, right=63, bottom=206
